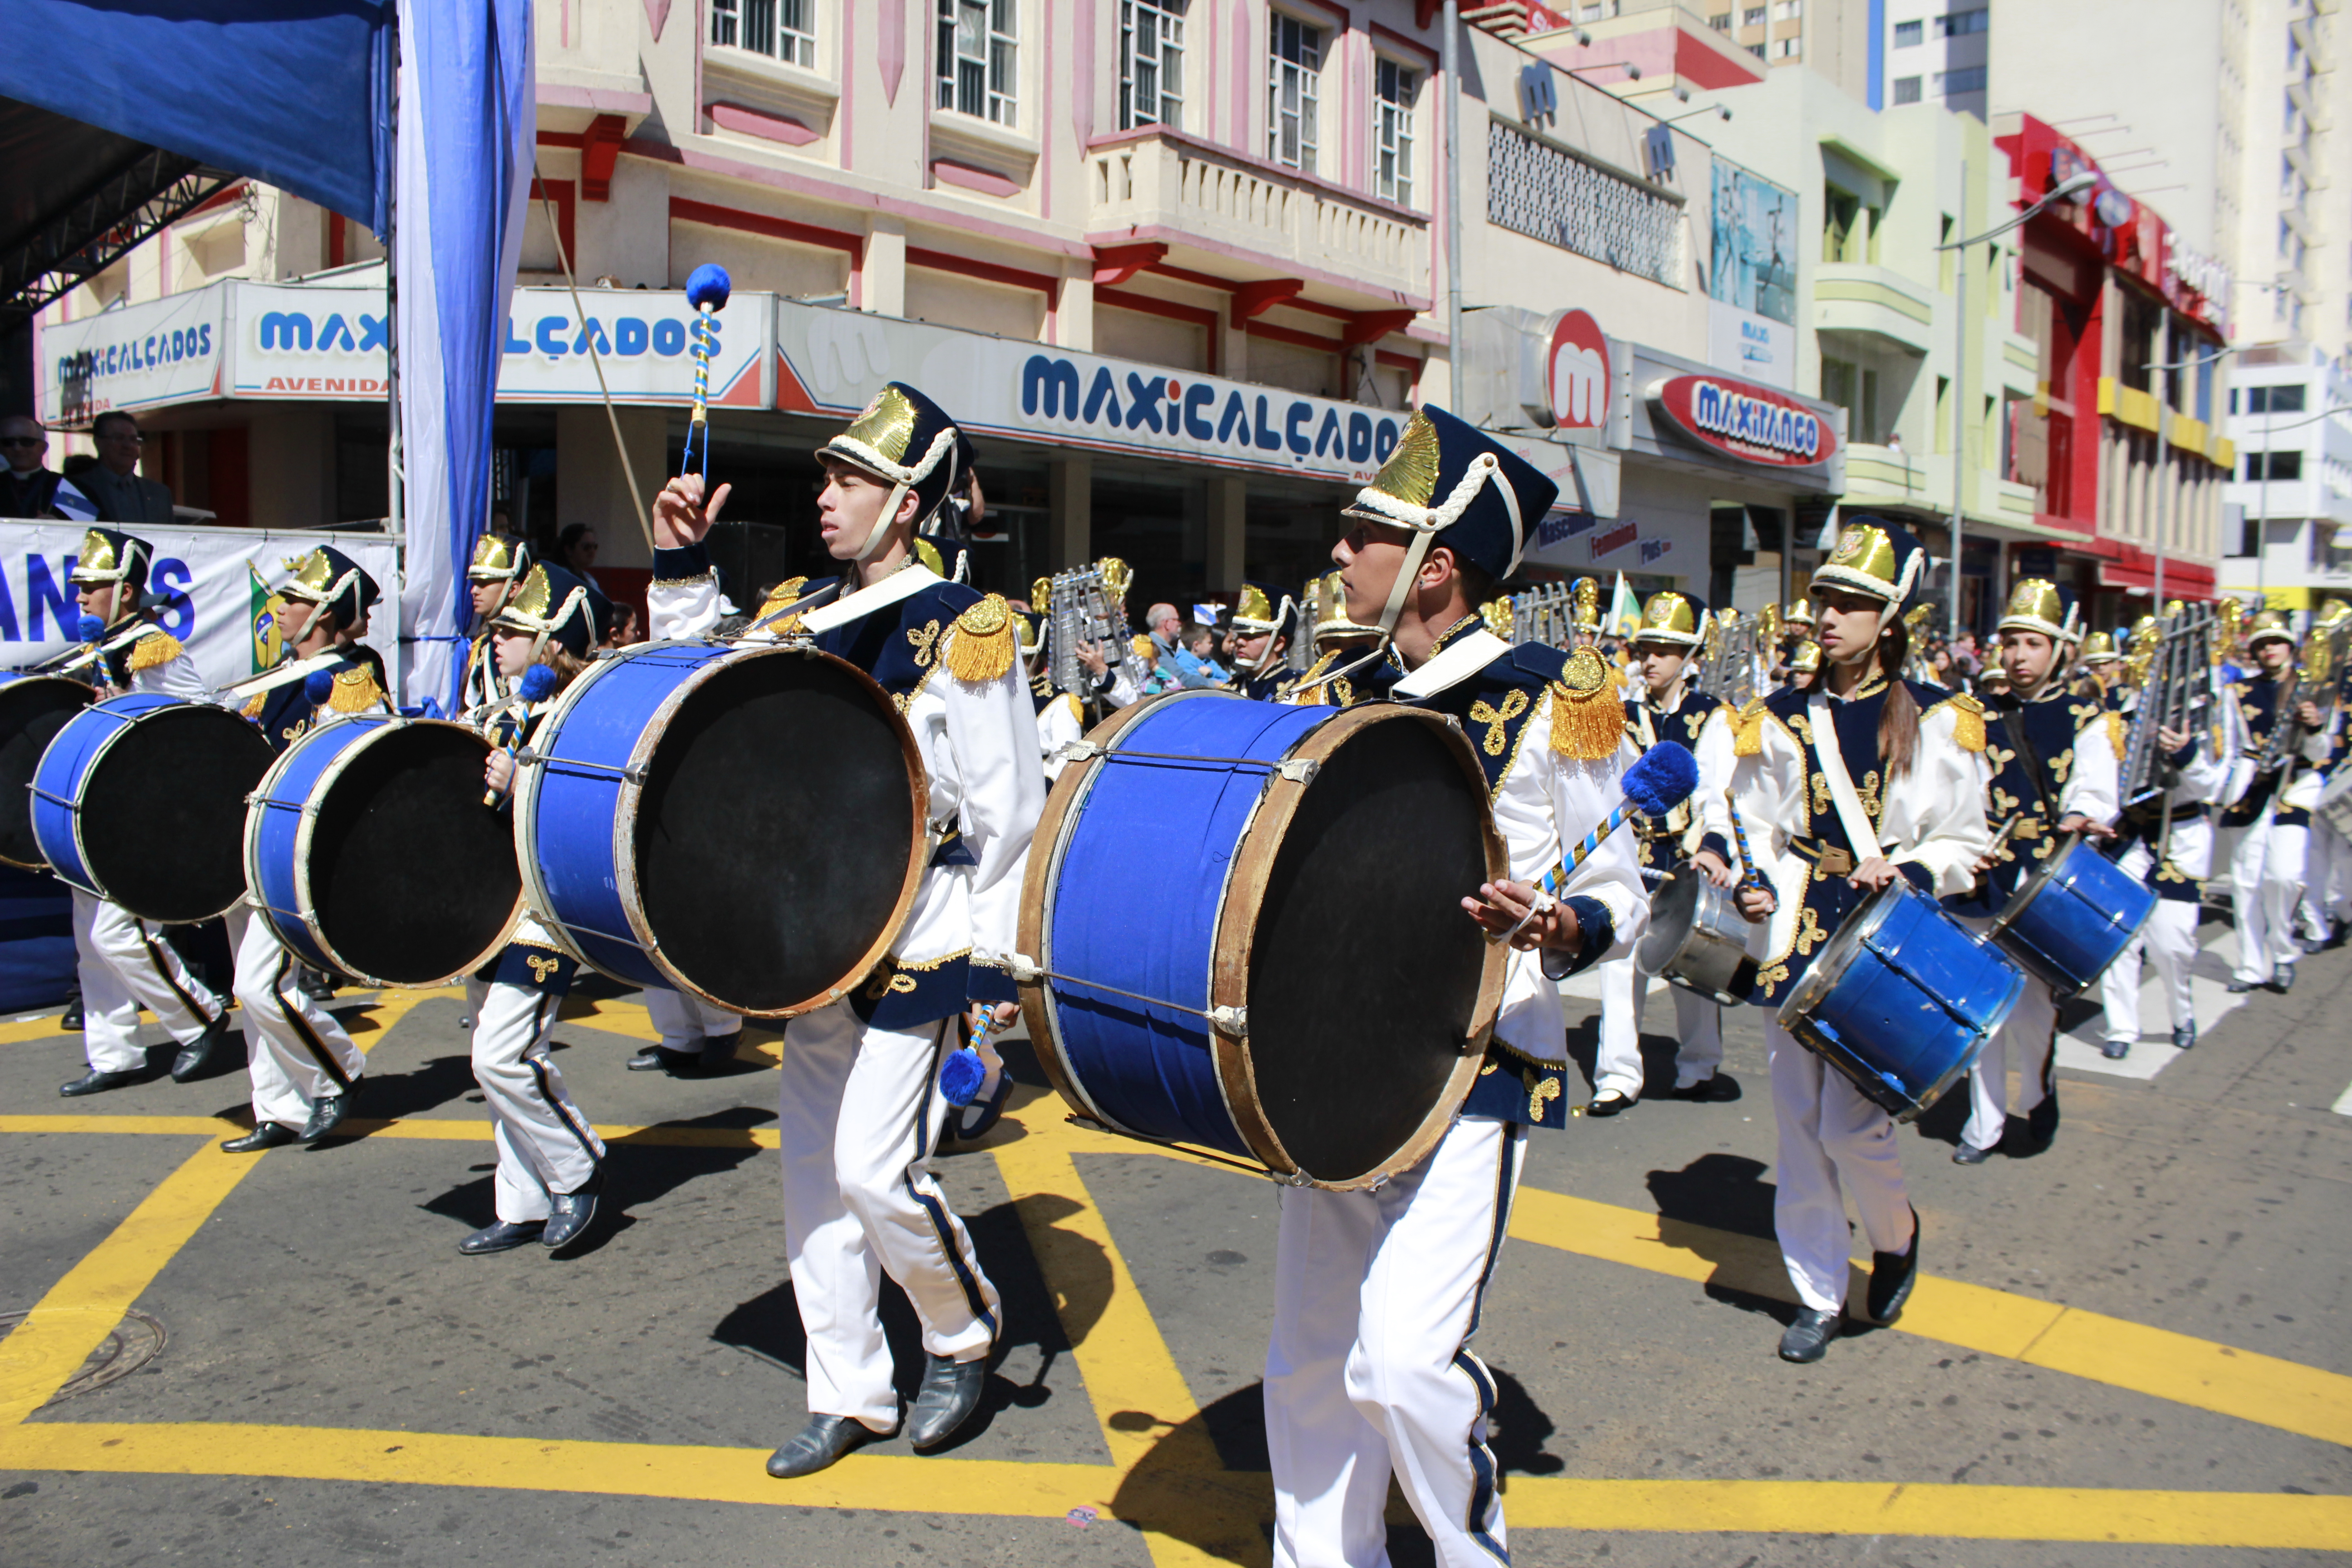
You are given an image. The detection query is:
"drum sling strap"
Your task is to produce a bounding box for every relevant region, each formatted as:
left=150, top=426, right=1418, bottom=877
left=1806, top=693, right=1886, bottom=877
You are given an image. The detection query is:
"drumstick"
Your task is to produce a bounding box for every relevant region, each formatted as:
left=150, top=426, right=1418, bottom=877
left=483, top=665, right=558, bottom=808
left=1724, top=788, right=1770, bottom=897
left=1499, top=742, right=1699, bottom=945
left=680, top=265, right=731, bottom=483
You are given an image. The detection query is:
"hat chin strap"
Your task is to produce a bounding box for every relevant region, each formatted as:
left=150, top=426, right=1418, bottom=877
left=1871, top=550, right=1926, bottom=633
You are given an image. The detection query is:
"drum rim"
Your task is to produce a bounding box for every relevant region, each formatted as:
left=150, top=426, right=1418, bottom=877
left=248, top=715, right=524, bottom=989
left=1985, top=828, right=2156, bottom=946
left=47, top=695, right=268, bottom=921
left=1637, top=867, right=1755, bottom=1006
left=1775, top=873, right=1909, bottom=1029
left=0, top=676, right=95, bottom=872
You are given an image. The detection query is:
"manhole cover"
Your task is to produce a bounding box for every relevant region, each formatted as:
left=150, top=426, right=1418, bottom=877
left=0, top=1308, right=166, bottom=1405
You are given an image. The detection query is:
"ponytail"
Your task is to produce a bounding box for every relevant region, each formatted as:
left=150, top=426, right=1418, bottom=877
left=1877, top=619, right=1920, bottom=778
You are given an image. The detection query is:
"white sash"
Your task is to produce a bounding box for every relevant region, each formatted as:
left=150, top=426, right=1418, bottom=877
left=799, top=562, right=942, bottom=635
left=1392, top=627, right=1512, bottom=699
left=1806, top=691, right=1888, bottom=861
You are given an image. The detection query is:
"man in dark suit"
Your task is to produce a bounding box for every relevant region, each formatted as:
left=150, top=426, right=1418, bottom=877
left=0, top=415, right=95, bottom=519
left=75, top=412, right=176, bottom=525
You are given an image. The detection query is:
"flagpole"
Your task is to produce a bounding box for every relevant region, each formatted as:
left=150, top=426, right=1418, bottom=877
left=384, top=5, right=405, bottom=707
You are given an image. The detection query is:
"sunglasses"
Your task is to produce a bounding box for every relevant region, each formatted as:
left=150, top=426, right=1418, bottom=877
left=0, top=437, right=44, bottom=449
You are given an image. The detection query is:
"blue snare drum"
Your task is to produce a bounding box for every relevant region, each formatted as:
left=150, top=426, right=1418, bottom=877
left=514, top=641, right=924, bottom=1015
left=32, top=694, right=273, bottom=923
left=246, top=716, right=522, bottom=986
left=1020, top=691, right=1505, bottom=1191
left=1985, top=832, right=2156, bottom=996
left=1778, top=879, right=2026, bottom=1122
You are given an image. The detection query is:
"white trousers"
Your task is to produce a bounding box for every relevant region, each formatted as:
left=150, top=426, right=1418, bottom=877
left=777, top=1000, right=999, bottom=1428
left=70, top=889, right=220, bottom=1073
left=227, top=906, right=364, bottom=1132
left=2223, top=814, right=2306, bottom=984
left=643, top=986, right=741, bottom=1050
left=1962, top=980, right=2055, bottom=1153
left=1594, top=954, right=1724, bottom=1097
left=1769, top=1022, right=1914, bottom=1315
left=1266, top=1117, right=1523, bottom=1568
left=2100, top=901, right=2199, bottom=1044
left=2300, top=819, right=2348, bottom=936
left=471, top=978, right=604, bottom=1223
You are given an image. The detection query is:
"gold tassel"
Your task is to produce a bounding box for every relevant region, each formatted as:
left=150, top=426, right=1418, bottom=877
left=945, top=593, right=1017, bottom=683
left=1929, top=693, right=1987, bottom=753
left=1733, top=699, right=1768, bottom=758
left=328, top=667, right=383, bottom=713
left=1550, top=649, right=1622, bottom=760
left=125, top=630, right=183, bottom=672
left=757, top=575, right=810, bottom=632
left=2103, top=708, right=2126, bottom=761
left=241, top=692, right=265, bottom=718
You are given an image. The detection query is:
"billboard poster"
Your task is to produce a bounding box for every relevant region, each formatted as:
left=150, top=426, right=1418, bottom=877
left=1709, top=160, right=1798, bottom=330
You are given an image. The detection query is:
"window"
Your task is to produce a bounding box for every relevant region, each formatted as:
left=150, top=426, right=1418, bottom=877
left=1893, top=17, right=1922, bottom=44
left=1373, top=58, right=1418, bottom=207
left=1120, top=0, right=1185, bottom=130
left=938, top=0, right=1018, bottom=124
left=1748, top=40, right=1766, bottom=56
left=710, top=0, right=817, bottom=66
left=1823, top=186, right=1861, bottom=263
left=2251, top=384, right=2309, bottom=413
left=1710, top=10, right=1732, bottom=28
left=1268, top=14, right=1322, bottom=173
left=1774, top=34, right=1802, bottom=55
left=1936, top=7, right=1989, bottom=34
left=1773, top=0, right=1802, bottom=17
left=1893, top=74, right=1922, bottom=101
left=2247, top=450, right=2304, bottom=481
left=1937, top=65, right=1987, bottom=95
left=1743, top=5, right=1766, bottom=22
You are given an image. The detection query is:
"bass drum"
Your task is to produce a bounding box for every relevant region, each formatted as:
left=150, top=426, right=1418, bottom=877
left=246, top=716, right=523, bottom=987
left=0, top=676, right=94, bottom=869
left=31, top=694, right=274, bottom=922
left=515, top=641, right=926, bottom=1016
left=1021, top=691, right=1506, bottom=1192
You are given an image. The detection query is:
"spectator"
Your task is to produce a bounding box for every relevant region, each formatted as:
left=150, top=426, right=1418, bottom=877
left=0, top=415, right=95, bottom=520
left=1172, top=622, right=1230, bottom=688
left=605, top=601, right=642, bottom=648
left=76, top=412, right=175, bottom=525
left=558, top=523, right=603, bottom=588
left=1142, top=601, right=1185, bottom=693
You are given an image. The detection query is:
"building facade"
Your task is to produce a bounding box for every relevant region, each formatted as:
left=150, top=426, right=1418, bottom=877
left=2222, top=349, right=2352, bottom=611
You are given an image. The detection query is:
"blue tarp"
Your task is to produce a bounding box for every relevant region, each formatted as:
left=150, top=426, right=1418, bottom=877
left=0, top=865, right=75, bottom=1016
left=0, top=0, right=393, bottom=235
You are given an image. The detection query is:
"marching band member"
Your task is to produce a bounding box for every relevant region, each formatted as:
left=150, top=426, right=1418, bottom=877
left=57, top=527, right=232, bottom=1097
left=1591, top=591, right=1736, bottom=1112
left=2218, top=612, right=2329, bottom=995
left=2078, top=630, right=2121, bottom=698
left=218, top=548, right=391, bottom=1149
left=459, top=534, right=533, bottom=716
left=648, top=382, right=1043, bottom=1478
left=1950, top=581, right=2117, bottom=1162
left=1694, top=519, right=1991, bottom=1363
left=1288, top=570, right=1391, bottom=706
left=1267, top=407, right=1643, bottom=1568
left=1784, top=597, right=1816, bottom=646
left=1021, top=612, right=1086, bottom=781
left=470, top=564, right=608, bottom=1255
left=1231, top=580, right=1306, bottom=702
left=630, top=990, right=744, bottom=1075
left=1782, top=637, right=1823, bottom=694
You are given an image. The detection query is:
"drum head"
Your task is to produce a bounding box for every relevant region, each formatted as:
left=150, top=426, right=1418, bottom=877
left=0, top=678, right=92, bottom=868
left=1236, top=712, right=1495, bottom=1186
left=635, top=652, right=920, bottom=1014
left=309, top=724, right=520, bottom=985
left=83, top=704, right=273, bottom=923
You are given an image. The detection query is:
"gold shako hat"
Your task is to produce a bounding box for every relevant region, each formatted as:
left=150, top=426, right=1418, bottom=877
left=1998, top=578, right=2081, bottom=644
left=280, top=545, right=381, bottom=627
left=469, top=534, right=533, bottom=583
left=1311, top=570, right=1382, bottom=643
left=1810, top=516, right=1927, bottom=627
left=2247, top=608, right=2297, bottom=650
left=69, top=528, right=153, bottom=596
left=1632, top=590, right=1708, bottom=648
left=490, top=564, right=595, bottom=658
left=1786, top=638, right=1823, bottom=674
left=1341, top=406, right=1558, bottom=634
left=817, top=382, right=975, bottom=560
left=1571, top=576, right=1601, bottom=633
left=2080, top=630, right=2119, bottom=664
left=1784, top=596, right=1815, bottom=627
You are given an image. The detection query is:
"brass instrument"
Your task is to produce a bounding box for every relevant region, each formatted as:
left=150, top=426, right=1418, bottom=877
left=1697, top=608, right=1756, bottom=707
left=2119, top=602, right=2216, bottom=805
left=1044, top=558, right=1149, bottom=702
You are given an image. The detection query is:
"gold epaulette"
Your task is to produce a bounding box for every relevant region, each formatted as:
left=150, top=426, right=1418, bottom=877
left=328, top=666, right=383, bottom=713
left=944, top=594, right=1017, bottom=683
left=756, top=575, right=810, bottom=632
left=125, top=629, right=183, bottom=673
left=2102, top=708, right=2127, bottom=760
left=1733, top=698, right=1769, bottom=757
left=1059, top=691, right=1084, bottom=728
left=1927, top=691, right=1988, bottom=753
left=241, top=691, right=266, bottom=718
left=1550, top=648, right=1622, bottom=760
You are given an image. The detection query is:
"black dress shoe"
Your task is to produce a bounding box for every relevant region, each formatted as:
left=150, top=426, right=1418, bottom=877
left=298, top=967, right=337, bottom=1003
left=59, top=1068, right=143, bottom=1098
left=459, top=1220, right=545, bottom=1254
left=59, top=1000, right=83, bottom=1032
left=2227, top=979, right=2257, bottom=994
left=2101, top=1038, right=2131, bottom=1060
left=1585, top=1089, right=1635, bottom=1118
left=2025, top=1094, right=2059, bottom=1149
left=1668, top=1073, right=1739, bottom=1102
left=170, top=1012, right=231, bottom=1083
left=221, top=1122, right=299, bottom=1153
left=626, top=1045, right=700, bottom=1073
left=906, top=1353, right=990, bottom=1450
left=1952, top=1140, right=1994, bottom=1165
left=699, top=1031, right=743, bottom=1070
left=1867, top=1210, right=1921, bottom=1325
left=2269, top=963, right=2296, bottom=995
left=542, top=1169, right=603, bottom=1248
left=1778, top=1308, right=1841, bottom=1362
left=766, top=1413, right=892, bottom=1479
left=2173, top=1022, right=2197, bottom=1051
left=949, top=1071, right=1016, bottom=1143
left=300, top=1088, right=354, bottom=1143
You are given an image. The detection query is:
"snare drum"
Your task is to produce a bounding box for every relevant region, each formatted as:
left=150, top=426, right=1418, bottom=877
left=1779, top=878, right=2026, bottom=1122
left=246, top=716, right=523, bottom=986
left=514, top=641, right=925, bottom=1015
left=1636, top=867, right=1758, bottom=1005
left=32, top=694, right=274, bottom=922
left=1020, top=691, right=1506, bottom=1191
left=1985, top=832, right=2156, bottom=995
left=0, top=676, right=93, bottom=870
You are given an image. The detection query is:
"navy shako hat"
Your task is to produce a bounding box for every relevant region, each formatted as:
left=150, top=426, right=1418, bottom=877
left=69, top=528, right=154, bottom=600
left=490, top=564, right=596, bottom=659
left=1232, top=580, right=1303, bottom=645
left=818, top=382, right=977, bottom=559
left=281, top=545, right=382, bottom=628
left=1343, top=407, right=1558, bottom=631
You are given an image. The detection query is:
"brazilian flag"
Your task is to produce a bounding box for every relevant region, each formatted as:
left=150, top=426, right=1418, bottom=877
left=249, top=564, right=286, bottom=674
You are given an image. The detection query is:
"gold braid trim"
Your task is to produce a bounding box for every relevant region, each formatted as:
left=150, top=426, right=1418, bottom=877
left=125, top=630, right=183, bottom=673
left=2102, top=708, right=2126, bottom=760
left=1926, top=692, right=1987, bottom=753
left=756, top=575, right=810, bottom=632
left=328, top=666, right=384, bottom=713
left=241, top=691, right=266, bottom=718
left=1059, top=691, right=1084, bottom=728
left=1550, top=648, right=1622, bottom=761
left=1733, top=698, right=1770, bottom=758
left=944, top=593, right=1017, bottom=683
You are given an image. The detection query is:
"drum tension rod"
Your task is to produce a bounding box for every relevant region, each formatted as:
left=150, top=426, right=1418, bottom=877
left=519, top=750, right=650, bottom=784
left=1007, top=954, right=1247, bottom=1035
left=1058, top=743, right=1319, bottom=784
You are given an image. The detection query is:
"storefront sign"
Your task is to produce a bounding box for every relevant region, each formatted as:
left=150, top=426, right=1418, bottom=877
left=1648, top=374, right=1835, bottom=469
left=1545, top=310, right=1609, bottom=431
left=38, top=287, right=229, bottom=425
left=1706, top=299, right=1793, bottom=391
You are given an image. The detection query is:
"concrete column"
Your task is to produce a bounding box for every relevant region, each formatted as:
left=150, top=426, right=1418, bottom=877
left=1220, top=314, right=1250, bottom=382
left=862, top=220, right=907, bottom=318
left=1049, top=454, right=1092, bottom=568
left=1207, top=474, right=1247, bottom=592
left=247, top=407, right=334, bottom=530
left=1058, top=268, right=1095, bottom=352
left=556, top=404, right=665, bottom=569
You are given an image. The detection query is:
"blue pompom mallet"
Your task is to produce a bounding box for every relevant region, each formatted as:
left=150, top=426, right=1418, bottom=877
left=303, top=667, right=335, bottom=706
left=1504, top=742, right=1701, bottom=945
left=517, top=663, right=558, bottom=703
left=940, top=1046, right=989, bottom=1107
left=680, top=264, right=732, bottom=482
left=77, top=614, right=104, bottom=643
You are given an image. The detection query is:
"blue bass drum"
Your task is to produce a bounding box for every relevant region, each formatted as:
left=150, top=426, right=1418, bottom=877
left=32, top=694, right=273, bottom=923
left=1985, top=832, right=2156, bottom=996
left=1021, top=691, right=1506, bottom=1191
left=0, top=675, right=93, bottom=870
left=246, top=716, right=523, bottom=986
left=1778, top=878, right=2026, bottom=1122
left=514, top=641, right=925, bottom=1015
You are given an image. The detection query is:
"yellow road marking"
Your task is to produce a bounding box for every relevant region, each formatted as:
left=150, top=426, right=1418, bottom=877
left=0, top=1013, right=74, bottom=1046
left=333, top=986, right=459, bottom=1048
left=0, top=1140, right=265, bottom=1426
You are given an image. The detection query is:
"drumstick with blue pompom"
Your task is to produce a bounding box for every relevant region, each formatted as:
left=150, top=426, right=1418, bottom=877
left=481, top=664, right=559, bottom=808
left=1496, top=741, right=1701, bottom=946
left=1723, top=789, right=1771, bottom=898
